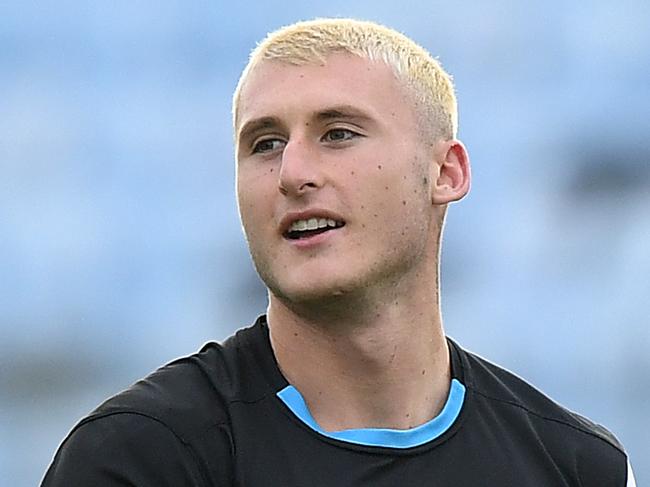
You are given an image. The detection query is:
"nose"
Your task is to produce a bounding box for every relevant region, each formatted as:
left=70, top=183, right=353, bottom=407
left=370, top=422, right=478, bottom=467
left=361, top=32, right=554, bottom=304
left=278, top=137, right=323, bottom=197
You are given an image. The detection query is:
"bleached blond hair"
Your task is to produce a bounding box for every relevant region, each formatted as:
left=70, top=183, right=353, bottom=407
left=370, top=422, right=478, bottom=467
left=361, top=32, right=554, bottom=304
left=232, top=18, right=458, bottom=140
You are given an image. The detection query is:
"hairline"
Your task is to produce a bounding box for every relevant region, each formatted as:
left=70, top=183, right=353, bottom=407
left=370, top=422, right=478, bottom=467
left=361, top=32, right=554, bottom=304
left=232, top=19, right=458, bottom=143
left=234, top=54, right=443, bottom=148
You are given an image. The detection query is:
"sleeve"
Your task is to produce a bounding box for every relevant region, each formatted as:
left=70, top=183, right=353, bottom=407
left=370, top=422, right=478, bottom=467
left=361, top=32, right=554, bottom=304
left=41, top=413, right=208, bottom=487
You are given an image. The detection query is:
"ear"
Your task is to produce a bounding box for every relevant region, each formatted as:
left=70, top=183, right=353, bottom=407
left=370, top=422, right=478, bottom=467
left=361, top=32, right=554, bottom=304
left=431, top=140, right=471, bottom=205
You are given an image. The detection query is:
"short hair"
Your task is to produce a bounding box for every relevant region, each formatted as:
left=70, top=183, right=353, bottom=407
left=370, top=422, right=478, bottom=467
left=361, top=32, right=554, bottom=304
left=232, top=18, right=458, bottom=140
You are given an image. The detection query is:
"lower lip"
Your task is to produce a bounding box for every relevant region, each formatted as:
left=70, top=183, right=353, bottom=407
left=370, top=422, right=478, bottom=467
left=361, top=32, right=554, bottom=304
left=285, top=228, right=341, bottom=248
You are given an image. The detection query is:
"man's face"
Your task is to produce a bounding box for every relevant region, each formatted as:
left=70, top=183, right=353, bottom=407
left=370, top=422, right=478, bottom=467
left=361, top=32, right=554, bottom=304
left=235, top=53, right=440, bottom=304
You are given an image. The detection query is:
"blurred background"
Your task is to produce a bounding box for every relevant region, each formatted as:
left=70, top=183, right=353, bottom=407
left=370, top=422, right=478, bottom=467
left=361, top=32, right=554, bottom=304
left=1, top=1, right=649, bottom=485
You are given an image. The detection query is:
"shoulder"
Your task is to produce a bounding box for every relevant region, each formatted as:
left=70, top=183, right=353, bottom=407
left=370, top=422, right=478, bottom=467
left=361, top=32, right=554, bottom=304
left=92, top=338, right=239, bottom=438
left=91, top=319, right=272, bottom=434
left=42, top=327, right=258, bottom=486
left=453, top=340, right=629, bottom=483
left=41, top=412, right=216, bottom=486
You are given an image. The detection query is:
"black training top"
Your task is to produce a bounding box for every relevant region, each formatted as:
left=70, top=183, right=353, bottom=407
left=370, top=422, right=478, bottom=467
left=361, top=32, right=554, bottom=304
left=42, top=316, right=633, bottom=486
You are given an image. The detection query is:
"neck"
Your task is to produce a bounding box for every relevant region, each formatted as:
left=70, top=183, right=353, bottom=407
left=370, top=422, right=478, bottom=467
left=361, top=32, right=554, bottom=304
left=267, top=275, right=450, bottom=432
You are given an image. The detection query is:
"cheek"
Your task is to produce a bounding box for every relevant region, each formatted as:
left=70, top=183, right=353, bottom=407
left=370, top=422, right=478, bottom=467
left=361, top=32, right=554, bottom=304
left=239, top=198, right=271, bottom=238
left=237, top=168, right=277, bottom=218
left=370, top=169, right=422, bottom=209
left=237, top=196, right=266, bottom=244
left=369, top=170, right=431, bottom=235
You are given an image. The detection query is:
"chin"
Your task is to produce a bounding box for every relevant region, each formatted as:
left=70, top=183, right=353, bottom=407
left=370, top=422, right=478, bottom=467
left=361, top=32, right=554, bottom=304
left=265, top=272, right=364, bottom=308
left=273, top=281, right=351, bottom=303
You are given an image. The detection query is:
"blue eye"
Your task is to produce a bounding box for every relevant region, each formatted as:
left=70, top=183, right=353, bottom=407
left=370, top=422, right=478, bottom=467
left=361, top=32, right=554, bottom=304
left=322, top=129, right=358, bottom=142
left=252, top=138, right=286, bottom=154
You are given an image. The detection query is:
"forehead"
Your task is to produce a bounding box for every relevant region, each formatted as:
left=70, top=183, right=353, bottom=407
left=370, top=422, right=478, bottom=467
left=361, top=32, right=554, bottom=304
left=235, top=54, right=415, bottom=133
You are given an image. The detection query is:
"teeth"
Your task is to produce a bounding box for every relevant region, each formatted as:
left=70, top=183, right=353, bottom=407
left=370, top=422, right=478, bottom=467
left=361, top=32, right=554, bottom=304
left=289, top=218, right=342, bottom=232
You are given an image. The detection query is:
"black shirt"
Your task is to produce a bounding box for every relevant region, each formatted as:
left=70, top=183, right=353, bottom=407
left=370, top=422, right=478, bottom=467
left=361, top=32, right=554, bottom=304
left=42, top=316, right=632, bottom=486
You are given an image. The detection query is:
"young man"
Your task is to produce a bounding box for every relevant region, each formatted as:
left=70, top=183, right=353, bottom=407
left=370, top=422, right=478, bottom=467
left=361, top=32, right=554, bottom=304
left=42, top=18, right=635, bottom=486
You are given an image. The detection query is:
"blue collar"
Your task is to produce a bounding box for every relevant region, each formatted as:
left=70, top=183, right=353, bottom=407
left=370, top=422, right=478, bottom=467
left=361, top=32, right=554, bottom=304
left=277, top=378, right=465, bottom=449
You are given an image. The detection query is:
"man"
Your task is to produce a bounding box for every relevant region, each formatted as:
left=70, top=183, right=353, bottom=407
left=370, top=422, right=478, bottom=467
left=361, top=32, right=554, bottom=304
left=42, top=18, right=635, bottom=486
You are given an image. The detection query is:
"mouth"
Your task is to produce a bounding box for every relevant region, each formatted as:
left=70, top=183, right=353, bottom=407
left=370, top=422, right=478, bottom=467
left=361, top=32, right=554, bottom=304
left=283, top=217, right=346, bottom=240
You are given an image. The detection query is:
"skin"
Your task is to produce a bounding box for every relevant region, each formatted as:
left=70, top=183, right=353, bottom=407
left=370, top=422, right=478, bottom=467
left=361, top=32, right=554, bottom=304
left=235, top=53, right=470, bottom=431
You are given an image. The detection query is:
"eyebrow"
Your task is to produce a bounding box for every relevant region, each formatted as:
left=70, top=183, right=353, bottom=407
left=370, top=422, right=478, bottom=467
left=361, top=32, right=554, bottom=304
left=237, top=105, right=375, bottom=143
left=314, top=105, right=374, bottom=123
left=237, top=116, right=281, bottom=144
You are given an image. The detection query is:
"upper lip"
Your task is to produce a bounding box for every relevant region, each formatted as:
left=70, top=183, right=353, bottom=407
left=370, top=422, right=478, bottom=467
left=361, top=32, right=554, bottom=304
left=279, top=209, right=346, bottom=235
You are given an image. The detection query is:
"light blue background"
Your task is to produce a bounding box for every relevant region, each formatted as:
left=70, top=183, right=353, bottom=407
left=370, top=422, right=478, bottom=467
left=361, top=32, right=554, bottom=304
left=1, top=1, right=649, bottom=485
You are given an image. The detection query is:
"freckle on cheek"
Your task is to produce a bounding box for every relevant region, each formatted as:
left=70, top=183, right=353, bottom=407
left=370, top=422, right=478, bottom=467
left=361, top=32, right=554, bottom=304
left=377, top=164, right=382, bottom=170
left=402, top=200, right=406, bottom=205
left=350, top=171, right=355, bottom=176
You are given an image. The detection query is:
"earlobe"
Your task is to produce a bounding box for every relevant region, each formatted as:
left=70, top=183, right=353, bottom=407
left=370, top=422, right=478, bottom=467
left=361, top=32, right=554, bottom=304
left=432, top=140, right=471, bottom=205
